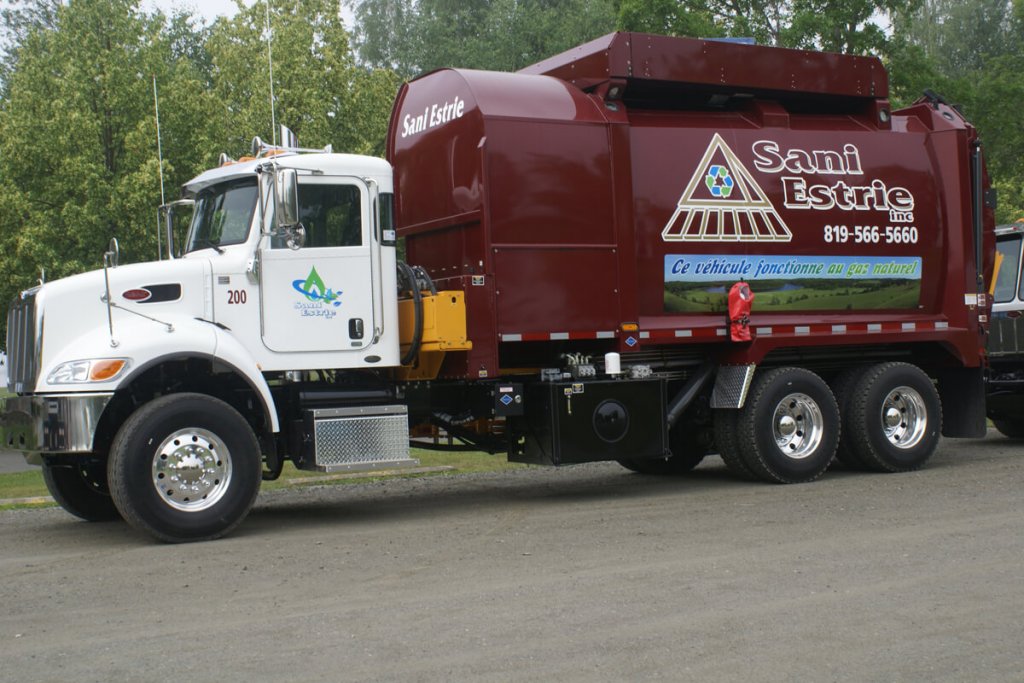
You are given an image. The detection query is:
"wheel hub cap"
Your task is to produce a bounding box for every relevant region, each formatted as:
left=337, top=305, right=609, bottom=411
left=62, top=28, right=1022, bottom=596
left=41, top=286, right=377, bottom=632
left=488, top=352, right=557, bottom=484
left=772, top=393, right=824, bottom=460
left=884, top=407, right=902, bottom=428
left=778, top=415, right=797, bottom=437
left=152, top=428, right=232, bottom=512
left=881, top=386, right=927, bottom=450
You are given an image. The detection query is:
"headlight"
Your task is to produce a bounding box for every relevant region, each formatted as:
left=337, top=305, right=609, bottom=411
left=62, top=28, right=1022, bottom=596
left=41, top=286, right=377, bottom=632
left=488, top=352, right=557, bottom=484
left=47, top=359, right=129, bottom=384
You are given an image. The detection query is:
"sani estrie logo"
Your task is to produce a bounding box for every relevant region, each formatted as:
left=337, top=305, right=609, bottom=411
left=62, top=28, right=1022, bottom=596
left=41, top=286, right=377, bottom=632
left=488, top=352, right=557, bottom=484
left=399, top=96, right=466, bottom=139
left=662, top=134, right=917, bottom=242
left=292, top=267, right=341, bottom=319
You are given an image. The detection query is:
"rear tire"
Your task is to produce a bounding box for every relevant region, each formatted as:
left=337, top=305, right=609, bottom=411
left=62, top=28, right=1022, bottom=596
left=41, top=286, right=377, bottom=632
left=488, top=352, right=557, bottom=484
left=108, top=393, right=262, bottom=543
left=830, top=366, right=869, bottom=469
left=840, top=362, right=940, bottom=472
left=992, top=419, right=1024, bottom=439
left=619, top=415, right=708, bottom=475
left=713, top=409, right=756, bottom=480
left=734, top=367, right=839, bottom=484
left=42, top=462, right=120, bottom=522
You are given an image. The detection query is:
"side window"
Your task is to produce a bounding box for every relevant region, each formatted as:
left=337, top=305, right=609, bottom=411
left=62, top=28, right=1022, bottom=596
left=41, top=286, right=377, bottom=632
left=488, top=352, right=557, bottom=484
left=300, top=184, right=362, bottom=248
left=380, top=192, right=394, bottom=233
left=994, top=236, right=1022, bottom=303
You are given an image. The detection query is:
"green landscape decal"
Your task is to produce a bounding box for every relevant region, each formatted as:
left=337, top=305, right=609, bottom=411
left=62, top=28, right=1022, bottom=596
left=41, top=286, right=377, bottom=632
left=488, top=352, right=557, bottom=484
left=664, top=254, right=921, bottom=313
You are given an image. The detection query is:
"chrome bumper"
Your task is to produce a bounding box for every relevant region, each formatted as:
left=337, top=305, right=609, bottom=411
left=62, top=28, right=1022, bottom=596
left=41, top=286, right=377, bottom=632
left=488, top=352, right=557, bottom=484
left=0, top=394, right=113, bottom=461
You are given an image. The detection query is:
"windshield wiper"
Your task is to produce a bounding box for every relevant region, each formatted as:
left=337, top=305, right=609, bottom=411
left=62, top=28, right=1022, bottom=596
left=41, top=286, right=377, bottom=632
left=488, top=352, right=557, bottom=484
left=195, top=238, right=224, bottom=254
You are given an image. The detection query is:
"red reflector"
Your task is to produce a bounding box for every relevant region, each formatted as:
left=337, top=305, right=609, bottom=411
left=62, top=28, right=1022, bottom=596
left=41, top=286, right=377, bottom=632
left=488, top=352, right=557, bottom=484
left=122, top=288, right=151, bottom=301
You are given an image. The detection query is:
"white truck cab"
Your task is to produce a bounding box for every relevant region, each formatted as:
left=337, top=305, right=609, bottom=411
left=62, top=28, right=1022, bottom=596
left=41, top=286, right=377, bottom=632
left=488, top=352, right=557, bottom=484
left=1, top=136, right=418, bottom=542
left=180, top=151, right=399, bottom=369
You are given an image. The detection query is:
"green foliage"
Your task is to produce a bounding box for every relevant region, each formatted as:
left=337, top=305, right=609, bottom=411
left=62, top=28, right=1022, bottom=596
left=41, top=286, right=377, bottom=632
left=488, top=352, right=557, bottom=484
left=348, top=0, right=618, bottom=76
left=0, top=0, right=157, bottom=296
left=616, top=0, right=907, bottom=52
left=617, top=0, right=720, bottom=37
left=0, top=0, right=398, bottom=341
left=890, top=0, right=1024, bottom=222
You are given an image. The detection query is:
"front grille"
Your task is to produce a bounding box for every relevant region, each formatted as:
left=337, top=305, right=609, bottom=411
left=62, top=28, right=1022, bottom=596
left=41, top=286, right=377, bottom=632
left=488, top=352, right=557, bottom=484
left=7, top=288, right=41, bottom=393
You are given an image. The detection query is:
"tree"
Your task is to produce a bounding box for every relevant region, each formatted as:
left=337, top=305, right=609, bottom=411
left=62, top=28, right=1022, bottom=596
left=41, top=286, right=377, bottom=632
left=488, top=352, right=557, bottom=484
left=617, top=0, right=911, bottom=54
left=617, top=0, right=720, bottom=37
left=0, top=0, right=159, bottom=292
left=0, top=0, right=62, bottom=86
left=207, top=0, right=399, bottom=156
left=347, top=0, right=617, bottom=77
left=890, top=0, right=1023, bottom=222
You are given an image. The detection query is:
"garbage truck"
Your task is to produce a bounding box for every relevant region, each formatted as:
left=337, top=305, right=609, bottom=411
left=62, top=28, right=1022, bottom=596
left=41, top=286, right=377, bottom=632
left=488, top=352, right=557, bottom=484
left=0, top=33, right=995, bottom=542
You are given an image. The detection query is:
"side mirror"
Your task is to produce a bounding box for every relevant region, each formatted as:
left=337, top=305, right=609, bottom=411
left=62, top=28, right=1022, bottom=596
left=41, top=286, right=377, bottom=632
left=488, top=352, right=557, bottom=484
left=159, top=199, right=194, bottom=260
left=275, top=168, right=300, bottom=228
left=105, top=237, right=120, bottom=268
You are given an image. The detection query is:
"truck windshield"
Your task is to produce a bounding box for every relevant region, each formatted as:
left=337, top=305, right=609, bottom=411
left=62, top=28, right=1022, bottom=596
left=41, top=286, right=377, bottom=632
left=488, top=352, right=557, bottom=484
left=186, top=178, right=258, bottom=253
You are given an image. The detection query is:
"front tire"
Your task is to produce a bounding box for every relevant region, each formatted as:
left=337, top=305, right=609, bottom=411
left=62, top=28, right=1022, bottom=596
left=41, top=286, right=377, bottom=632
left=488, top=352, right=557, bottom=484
left=733, top=367, right=839, bottom=484
left=42, top=462, right=120, bottom=522
left=108, top=393, right=262, bottom=543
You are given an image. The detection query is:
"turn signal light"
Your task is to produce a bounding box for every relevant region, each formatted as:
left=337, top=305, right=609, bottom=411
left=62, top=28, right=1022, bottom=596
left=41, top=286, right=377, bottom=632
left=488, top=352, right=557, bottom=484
left=89, top=359, right=127, bottom=382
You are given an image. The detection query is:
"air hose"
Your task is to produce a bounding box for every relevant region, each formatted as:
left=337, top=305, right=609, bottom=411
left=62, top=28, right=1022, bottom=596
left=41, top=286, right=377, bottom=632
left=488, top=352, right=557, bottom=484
left=398, top=261, right=424, bottom=366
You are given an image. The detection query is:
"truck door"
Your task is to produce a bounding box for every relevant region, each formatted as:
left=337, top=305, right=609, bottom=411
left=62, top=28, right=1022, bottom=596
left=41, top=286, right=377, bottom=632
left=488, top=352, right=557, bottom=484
left=259, top=176, right=378, bottom=353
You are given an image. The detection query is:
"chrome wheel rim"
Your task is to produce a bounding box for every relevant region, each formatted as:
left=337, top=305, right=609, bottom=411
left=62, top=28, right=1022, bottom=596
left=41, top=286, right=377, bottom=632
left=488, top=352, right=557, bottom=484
left=881, top=386, right=927, bottom=449
left=151, top=428, right=232, bottom=512
left=772, top=393, right=824, bottom=460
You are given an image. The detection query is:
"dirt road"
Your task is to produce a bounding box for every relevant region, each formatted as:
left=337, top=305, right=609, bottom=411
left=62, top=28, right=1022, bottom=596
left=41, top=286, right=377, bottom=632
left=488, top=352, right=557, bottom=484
left=2, top=433, right=1022, bottom=682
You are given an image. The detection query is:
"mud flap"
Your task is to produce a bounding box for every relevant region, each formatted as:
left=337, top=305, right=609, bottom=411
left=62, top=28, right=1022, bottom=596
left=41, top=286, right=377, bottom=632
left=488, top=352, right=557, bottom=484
left=937, top=367, right=986, bottom=438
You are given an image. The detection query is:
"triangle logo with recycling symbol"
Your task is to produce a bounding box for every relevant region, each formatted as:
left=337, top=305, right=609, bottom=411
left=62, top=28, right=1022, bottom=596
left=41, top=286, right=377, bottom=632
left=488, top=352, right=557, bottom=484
left=662, top=133, right=792, bottom=242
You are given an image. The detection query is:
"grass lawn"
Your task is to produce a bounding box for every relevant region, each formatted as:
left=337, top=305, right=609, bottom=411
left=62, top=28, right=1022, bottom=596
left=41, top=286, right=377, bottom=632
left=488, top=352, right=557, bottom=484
left=0, top=448, right=526, bottom=509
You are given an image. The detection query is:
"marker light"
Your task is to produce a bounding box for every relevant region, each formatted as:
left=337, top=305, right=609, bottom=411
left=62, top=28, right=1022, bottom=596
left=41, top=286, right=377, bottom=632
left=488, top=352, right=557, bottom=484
left=89, top=359, right=127, bottom=381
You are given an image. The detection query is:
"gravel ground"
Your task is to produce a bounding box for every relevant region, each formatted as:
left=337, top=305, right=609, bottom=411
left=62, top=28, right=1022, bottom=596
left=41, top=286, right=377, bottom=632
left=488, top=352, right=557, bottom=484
left=1, top=432, right=1022, bottom=682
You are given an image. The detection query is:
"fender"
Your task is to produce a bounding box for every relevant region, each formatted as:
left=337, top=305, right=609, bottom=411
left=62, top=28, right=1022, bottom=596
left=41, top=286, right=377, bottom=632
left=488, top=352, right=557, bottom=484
left=39, top=315, right=218, bottom=393
left=40, top=316, right=280, bottom=433
left=211, top=326, right=280, bottom=432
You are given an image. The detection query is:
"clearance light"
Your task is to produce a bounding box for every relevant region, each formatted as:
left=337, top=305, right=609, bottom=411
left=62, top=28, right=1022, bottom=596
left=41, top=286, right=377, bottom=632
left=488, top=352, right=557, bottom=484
left=48, top=359, right=129, bottom=385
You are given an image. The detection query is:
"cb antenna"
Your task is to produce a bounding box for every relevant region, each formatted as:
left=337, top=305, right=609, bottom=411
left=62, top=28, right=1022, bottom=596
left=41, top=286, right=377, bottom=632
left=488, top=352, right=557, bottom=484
left=265, top=0, right=277, bottom=146
left=153, top=75, right=166, bottom=260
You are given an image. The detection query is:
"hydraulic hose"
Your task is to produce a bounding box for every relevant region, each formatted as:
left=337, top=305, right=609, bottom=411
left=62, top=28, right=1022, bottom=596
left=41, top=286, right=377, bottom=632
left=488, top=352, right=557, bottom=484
left=398, top=261, right=424, bottom=366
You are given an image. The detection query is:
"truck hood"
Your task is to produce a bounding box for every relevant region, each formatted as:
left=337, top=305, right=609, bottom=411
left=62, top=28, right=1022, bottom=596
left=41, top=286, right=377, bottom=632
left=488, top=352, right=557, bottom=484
left=28, top=258, right=214, bottom=392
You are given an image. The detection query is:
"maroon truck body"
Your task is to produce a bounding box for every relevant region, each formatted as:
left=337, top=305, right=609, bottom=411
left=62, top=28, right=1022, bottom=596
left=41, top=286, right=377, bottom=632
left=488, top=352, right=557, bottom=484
left=387, top=32, right=993, bottom=383
left=387, top=32, right=995, bottom=478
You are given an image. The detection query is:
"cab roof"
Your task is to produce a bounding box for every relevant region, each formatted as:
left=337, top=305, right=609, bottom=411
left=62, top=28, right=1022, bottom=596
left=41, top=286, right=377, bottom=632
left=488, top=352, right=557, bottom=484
left=181, top=152, right=392, bottom=197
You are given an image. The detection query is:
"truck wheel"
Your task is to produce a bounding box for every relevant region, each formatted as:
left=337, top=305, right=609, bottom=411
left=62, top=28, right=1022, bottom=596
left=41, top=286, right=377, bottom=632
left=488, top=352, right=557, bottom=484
left=713, top=409, right=756, bottom=480
left=618, top=429, right=705, bottom=475
left=840, top=363, right=940, bottom=472
left=42, top=462, right=120, bottom=522
left=830, top=367, right=869, bottom=469
left=992, top=419, right=1024, bottom=439
left=107, top=393, right=262, bottom=543
left=734, top=367, right=839, bottom=484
